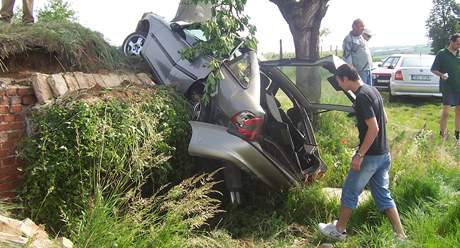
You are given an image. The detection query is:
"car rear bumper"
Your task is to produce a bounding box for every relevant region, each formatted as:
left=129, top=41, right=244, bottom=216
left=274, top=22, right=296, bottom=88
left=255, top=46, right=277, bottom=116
left=188, top=121, right=298, bottom=189
left=390, top=81, right=441, bottom=97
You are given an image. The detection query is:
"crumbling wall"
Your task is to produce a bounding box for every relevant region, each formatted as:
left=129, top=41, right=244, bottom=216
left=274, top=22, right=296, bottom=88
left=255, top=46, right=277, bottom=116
left=0, top=82, right=35, bottom=198
left=0, top=73, right=154, bottom=198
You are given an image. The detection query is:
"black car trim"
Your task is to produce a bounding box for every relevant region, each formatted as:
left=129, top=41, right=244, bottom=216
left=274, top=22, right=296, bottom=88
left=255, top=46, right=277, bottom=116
left=142, top=54, right=164, bottom=84
left=149, top=33, right=198, bottom=81
left=247, top=140, right=301, bottom=184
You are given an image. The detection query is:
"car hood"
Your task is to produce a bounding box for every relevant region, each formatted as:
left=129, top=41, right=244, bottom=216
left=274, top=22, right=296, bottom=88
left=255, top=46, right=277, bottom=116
left=171, top=1, right=212, bottom=24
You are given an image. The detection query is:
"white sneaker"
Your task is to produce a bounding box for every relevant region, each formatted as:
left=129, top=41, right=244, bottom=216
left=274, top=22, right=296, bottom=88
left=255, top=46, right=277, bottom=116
left=318, top=220, right=347, bottom=241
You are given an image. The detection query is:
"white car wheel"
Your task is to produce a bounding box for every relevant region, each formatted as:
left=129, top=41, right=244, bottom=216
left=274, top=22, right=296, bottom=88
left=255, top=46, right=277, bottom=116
left=122, top=33, right=146, bottom=57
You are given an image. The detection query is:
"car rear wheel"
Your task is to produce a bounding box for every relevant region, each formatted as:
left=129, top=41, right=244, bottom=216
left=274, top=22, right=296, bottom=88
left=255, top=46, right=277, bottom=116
left=122, top=32, right=146, bottom=57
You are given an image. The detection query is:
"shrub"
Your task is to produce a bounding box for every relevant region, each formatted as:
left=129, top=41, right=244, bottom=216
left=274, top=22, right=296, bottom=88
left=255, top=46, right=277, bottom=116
left=18, top=86, right=191, bottom=234
left=37, top=0, right=77, bottom=23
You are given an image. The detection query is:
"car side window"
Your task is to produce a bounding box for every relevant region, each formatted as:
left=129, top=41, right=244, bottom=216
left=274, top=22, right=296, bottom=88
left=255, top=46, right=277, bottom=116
left=275, top=88, right=294, bottom=112
left=226, top=53, right=252, bottom=88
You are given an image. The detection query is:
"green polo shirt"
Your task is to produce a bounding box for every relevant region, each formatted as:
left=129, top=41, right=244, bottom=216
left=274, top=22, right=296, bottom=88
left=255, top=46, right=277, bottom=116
left=431, top=48, right=460, bottom=93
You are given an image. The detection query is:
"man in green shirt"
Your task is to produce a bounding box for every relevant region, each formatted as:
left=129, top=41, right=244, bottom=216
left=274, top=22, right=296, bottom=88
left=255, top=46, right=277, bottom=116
left=431, top=33, right=460, bottom=145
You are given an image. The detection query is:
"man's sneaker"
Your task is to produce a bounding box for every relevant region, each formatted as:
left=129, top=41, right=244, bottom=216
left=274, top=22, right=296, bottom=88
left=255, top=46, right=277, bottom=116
left=318, top=220, right=347, bottom=241
left=394, top=233, right=408, bottom=244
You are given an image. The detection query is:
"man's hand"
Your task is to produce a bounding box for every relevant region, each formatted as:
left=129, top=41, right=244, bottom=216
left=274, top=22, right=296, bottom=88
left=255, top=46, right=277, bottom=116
left=351, top=154, right=363, bottom=171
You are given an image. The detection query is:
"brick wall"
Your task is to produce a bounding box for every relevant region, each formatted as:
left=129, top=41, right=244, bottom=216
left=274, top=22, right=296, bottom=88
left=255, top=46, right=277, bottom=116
left=0, top=86, right=36, bottom=198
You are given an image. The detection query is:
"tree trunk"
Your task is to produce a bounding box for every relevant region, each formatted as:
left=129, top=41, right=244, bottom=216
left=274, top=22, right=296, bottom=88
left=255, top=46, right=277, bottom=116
left=270, top=0, right=329, bottom=126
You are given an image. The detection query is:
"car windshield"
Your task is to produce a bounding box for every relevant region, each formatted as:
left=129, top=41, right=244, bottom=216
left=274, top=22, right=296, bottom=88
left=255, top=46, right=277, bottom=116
left=226, top=53, right=252, bottom=88
left=401, top=56, right=434, bottom=67
left=277, top=66, right=352, bottom=107
left=184, top=28, right=207, bottom=43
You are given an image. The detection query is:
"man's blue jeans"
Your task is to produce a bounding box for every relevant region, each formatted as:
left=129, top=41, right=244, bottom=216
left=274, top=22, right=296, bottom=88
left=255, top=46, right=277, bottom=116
left=341, top=153, right=396, bottom=211
left=359, top=70, right=372, bottom=86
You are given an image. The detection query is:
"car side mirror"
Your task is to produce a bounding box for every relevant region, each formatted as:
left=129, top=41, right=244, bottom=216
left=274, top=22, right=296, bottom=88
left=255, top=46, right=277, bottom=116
left=387, top=65, right=394, bottom=69
left=378, top=63, right=382, bottom=67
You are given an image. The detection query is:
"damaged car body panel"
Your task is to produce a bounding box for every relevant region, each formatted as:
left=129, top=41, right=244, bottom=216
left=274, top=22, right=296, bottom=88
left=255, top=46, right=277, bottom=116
left=188, top=121, right=298, bottom=189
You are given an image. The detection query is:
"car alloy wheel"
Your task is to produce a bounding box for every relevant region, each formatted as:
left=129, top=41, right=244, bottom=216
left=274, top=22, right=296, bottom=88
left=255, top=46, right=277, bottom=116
left=122, top=32, right=146, bottom=57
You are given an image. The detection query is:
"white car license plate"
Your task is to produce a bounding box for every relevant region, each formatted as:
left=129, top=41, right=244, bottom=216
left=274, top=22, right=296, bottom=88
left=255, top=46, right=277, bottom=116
left=377, top=79, right=389, bottom=83
left=411, top=75, right=431, bottom=81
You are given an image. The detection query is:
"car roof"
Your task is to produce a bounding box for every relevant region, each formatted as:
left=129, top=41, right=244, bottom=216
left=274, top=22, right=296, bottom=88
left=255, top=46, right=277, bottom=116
left=387, top=54, right=435, bottom=58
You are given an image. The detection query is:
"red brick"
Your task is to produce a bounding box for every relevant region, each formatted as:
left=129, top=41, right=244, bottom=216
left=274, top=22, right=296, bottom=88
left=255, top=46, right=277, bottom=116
left=0, top=133, right=7, bottom=143
left=17, top=88, right=34, bottom=96
left=0, top=191, right=17, bottom=199
left=6, top=88, right=17, bottom=96
left=0, top=96, right=8, bottom=105
left=1, top=141, right=15, bottom=150
left=0, top=149, right=14, bottom=157
left=0, top=182, right=20, bottom=189
left=7, top=131, right=24, bottom=140
left=9, top=96, right=21, bottom=105
left=0, top=165, right=21, bottom=174
left=1, top=156, right=17, bottom=167
left=9, top=105, right=22, bottom=113
left=1, top=114, right=21, bottom=122
left=22, top=95, right=36, bottom=105
left=0, top=105, right=9, bottom=114
left=0, top=122, right=25, bottom=131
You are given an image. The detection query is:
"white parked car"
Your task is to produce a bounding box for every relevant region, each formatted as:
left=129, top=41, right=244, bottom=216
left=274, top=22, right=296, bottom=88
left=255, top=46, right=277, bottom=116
left=372, top=54, right=440, bottom=101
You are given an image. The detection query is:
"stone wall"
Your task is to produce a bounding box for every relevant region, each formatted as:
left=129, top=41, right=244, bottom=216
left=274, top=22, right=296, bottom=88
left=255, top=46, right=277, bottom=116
left=0, top=72, right=154, bottom=198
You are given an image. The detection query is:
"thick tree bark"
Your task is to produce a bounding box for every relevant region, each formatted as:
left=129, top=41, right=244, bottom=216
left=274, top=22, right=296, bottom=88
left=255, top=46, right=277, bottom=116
left=269, top=0, right=329, bottom=128
left=269, top=0, right=329, bottom=104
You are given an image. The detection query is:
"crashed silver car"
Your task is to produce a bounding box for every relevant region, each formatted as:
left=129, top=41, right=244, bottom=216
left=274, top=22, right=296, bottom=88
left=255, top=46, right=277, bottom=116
left=123, top=7, right=355, bottom=204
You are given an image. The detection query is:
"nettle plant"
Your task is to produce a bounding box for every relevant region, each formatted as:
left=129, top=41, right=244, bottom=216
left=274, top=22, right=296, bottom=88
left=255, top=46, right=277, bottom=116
left=180, top=0, right=257, bottom=103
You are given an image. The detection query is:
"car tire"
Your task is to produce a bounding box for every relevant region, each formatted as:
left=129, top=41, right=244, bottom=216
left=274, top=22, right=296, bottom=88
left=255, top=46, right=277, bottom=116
left=122, top=32, right=146, bottom=57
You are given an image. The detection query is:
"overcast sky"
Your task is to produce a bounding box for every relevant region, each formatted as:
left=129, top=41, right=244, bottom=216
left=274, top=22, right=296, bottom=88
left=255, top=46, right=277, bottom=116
left=28, top=0, right=437, bottom=52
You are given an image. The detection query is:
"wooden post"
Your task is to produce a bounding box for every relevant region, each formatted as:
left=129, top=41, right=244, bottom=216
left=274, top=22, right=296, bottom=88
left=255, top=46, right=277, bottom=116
left=279, top=39, right=283, bottom=60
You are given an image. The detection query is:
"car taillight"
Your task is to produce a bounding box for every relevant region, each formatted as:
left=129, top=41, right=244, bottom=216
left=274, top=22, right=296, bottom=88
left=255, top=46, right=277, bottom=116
left=394, top=70, right=404, bottom=81
left=231, top=111, right=264, bottom=141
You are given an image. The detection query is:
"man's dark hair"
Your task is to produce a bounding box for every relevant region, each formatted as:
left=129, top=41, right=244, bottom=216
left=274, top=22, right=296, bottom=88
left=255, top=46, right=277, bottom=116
left=336, top=64, right=360, bottom=81
left=450, top=33, right=460, bottom=43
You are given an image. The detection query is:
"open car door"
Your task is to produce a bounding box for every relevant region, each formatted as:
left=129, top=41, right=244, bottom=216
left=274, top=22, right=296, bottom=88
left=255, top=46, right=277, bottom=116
left=260, top=55, right=356, bottom=115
